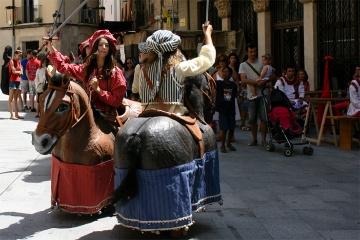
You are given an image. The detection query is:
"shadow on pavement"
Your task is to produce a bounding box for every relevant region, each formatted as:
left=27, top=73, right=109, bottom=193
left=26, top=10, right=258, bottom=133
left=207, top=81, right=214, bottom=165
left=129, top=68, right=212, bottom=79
left=0, top=209, right=115, bottom=240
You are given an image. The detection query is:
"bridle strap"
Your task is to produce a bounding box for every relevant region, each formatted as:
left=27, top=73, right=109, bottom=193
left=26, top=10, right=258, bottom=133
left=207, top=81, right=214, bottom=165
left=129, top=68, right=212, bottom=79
left=185, top=72, right=216, bottom=125
left=36, top=83, right=90, bottom=138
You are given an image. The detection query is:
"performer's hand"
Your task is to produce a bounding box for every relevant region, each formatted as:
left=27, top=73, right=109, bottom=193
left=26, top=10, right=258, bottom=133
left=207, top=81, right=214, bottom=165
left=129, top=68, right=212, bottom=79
left=89, top=77, right=102, bottom=94
left=203, top=21, right=213, bottom=35
left=203, top=21, right=214, bottom=46
left=43, top=39, right=55, bottom=54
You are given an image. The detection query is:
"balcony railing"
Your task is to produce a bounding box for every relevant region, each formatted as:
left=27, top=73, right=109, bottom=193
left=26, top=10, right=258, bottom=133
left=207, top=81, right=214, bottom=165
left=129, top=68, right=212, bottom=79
left=80, top=8, right=103, bottom=24
left=15, top=5, right=42, bottom=24
left=11, top=6, right=102, bottom=25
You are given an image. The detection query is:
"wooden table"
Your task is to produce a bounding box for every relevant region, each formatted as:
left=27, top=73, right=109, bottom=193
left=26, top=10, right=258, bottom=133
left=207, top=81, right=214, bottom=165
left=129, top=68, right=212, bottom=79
left=303, top=97, right=349, bottom=147
left=326, top=116, right=359, bottom=150
left=305, top=90, right=348, bottom=98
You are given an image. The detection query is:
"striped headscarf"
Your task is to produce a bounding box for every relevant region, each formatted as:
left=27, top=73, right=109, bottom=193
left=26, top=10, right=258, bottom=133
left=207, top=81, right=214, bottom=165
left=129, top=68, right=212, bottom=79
left=144, top=30, right=181, bottom=101
left=146, top=30, right=181, bottom=55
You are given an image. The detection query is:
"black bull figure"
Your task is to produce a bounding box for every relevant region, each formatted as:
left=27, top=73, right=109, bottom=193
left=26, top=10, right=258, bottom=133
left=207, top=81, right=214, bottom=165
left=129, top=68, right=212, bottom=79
left=112, top=73, right=222, bottom=233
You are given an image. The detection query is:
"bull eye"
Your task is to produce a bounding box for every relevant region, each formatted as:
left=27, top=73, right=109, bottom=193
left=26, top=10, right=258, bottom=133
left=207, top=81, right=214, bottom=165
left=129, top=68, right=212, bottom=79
left=56, top=103, right=70, bottom=113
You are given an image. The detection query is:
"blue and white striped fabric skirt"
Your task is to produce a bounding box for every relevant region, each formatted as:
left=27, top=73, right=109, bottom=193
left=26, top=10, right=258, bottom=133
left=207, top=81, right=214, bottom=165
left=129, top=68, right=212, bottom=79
left=114, top=149, right=221, bottom=232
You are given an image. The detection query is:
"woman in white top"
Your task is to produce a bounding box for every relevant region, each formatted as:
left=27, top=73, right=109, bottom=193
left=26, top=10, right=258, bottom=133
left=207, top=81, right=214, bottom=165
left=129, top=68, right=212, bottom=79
left=138, top=22, right=215, bottom=115
left=34, top=57, right=47, bottom=118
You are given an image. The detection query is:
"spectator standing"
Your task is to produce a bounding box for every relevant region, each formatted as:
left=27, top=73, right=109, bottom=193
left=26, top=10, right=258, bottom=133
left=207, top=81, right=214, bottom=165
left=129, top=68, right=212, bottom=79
left=215, top=67, right=238, bottom=153
left=212, top=54, right=228, bottom=141
left=228, top=52, right=240, bottom=83
left=239, top=43, right=269, bottom=146
left=132, top=42, right=149, bottom=101
left=123, top=57, right=137, bottom=98
left=249, top=54, right=273, bottom=100
left=1, top=45, right=12, bottom=95
left=8, top=49, right=24, bottom=120
left=20, top=49, right=32, bottom=111
left=26, top=50, right=41, bottom=112
left=34, top=57, right=47, bottom=118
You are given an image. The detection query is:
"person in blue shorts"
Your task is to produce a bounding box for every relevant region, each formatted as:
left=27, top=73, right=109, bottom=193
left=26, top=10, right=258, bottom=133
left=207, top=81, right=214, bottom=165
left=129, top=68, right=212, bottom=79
left=215, top=66, right=238, bottom=153
left=20, top=49, right=31, bottom=111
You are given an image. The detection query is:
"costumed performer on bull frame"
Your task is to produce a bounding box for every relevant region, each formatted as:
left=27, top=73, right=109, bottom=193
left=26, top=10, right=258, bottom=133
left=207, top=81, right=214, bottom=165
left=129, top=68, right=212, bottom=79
left=44, top=30, right=126, bottom=126
left=133, top=21, right=215, bottom=114
left=114, top=22, right=219, bottom=237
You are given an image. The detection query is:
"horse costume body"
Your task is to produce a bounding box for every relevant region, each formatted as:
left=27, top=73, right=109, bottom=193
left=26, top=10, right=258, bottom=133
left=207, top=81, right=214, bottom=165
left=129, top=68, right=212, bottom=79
left=32, top=72, right=140, bottom=214
left=113, top=73, right=222, bottom=233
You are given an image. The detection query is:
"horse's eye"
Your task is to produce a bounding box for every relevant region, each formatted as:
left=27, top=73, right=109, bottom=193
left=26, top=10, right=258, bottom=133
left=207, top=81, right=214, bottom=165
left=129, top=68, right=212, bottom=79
left=56, top=103, right=70, bottom=112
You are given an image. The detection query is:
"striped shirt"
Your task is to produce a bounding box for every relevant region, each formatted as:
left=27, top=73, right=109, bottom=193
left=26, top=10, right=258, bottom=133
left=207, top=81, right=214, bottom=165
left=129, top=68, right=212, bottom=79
left=138, top=44, right=216, bottom=114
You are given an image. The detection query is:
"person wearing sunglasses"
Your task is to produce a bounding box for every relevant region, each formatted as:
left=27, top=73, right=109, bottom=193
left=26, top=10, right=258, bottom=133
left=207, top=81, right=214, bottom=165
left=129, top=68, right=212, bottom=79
left=123, top=57, right=138, bottom=99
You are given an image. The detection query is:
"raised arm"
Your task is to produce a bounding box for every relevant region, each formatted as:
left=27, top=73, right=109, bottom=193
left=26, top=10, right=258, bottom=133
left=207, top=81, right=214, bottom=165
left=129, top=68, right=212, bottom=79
left=45, top=40, right=85, bottom=81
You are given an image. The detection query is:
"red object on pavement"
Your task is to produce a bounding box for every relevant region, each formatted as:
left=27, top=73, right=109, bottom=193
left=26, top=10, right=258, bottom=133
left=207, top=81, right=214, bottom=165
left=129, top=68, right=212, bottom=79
left=317, top=56, right=334, bottom=132
left=51, top=155, right=114, bottom=214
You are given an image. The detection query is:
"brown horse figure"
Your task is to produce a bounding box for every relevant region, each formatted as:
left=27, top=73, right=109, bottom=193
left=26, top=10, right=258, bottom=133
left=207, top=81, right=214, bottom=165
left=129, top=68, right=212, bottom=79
left=32, top=72, right=114, bottom=165
left=32, top=71, right=140, bottom=214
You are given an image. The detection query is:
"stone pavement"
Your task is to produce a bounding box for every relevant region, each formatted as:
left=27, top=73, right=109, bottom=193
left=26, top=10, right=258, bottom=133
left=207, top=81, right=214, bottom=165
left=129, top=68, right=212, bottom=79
left=0, top=92, right=359, bottom=240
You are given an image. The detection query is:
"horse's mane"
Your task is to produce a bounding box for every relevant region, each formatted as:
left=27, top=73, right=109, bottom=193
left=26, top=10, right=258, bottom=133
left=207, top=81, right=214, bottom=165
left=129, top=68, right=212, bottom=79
left=184, top=74, right=204, bottom=112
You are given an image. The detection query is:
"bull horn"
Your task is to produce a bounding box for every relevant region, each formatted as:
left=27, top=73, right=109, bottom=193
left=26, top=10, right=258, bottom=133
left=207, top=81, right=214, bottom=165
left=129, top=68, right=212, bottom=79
left=118, top=99, right=131, bottom=123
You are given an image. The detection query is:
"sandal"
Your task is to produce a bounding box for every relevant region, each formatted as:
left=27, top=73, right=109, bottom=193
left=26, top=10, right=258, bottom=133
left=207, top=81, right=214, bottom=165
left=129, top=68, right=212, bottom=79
left=10, top=117, right=18, bottom=120
left=15, top=116, right=24, bottom=119
left=220, top=147, right=227, bottom=153
left=248, top=140, right=258, bottom=146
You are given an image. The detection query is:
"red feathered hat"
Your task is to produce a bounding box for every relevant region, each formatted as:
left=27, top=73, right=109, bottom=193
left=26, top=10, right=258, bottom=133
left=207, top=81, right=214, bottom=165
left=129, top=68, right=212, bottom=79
left=89, top=29, right=117, bottom=55
left=79, top=39, right=90, bottom=53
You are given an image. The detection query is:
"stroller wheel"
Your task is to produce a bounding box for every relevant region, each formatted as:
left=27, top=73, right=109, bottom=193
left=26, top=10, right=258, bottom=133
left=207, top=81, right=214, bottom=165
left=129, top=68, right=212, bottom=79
left=283, top=148, right=292, bottom=157
left=284, top=142, right=293, bottom=149
left=266, top=143, right=275, bottom=152
left=303, top=147, right=314, bottom=155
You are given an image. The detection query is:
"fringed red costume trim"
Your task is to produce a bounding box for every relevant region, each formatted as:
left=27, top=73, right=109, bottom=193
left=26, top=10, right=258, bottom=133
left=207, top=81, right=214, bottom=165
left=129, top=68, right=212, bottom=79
left=51, top=155, right=114, bottom=214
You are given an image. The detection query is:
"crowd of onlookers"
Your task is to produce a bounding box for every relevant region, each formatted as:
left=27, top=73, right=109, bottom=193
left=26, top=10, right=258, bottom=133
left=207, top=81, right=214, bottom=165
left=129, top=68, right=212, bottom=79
left=2, top=28, right=359, bottom=147
left=207, top=43, right=359, bottom=152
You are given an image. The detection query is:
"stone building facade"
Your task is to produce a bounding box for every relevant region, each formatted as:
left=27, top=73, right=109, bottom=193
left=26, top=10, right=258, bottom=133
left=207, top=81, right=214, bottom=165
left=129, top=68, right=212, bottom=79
left=0, top=0, right=358, bottom=90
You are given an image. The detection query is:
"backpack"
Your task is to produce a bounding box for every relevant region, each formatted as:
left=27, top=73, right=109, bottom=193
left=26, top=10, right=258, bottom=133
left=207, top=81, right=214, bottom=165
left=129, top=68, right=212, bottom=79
left=1, top=45, right=12, bottom=95
left=1, top=62, right=10, bottom=95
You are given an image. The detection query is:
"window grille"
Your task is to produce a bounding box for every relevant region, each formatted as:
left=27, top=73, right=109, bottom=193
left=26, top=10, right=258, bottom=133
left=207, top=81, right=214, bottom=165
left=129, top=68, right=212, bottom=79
left=231, top=0, right=258, bottom=46
left=317, top=0, right=360, bottom=89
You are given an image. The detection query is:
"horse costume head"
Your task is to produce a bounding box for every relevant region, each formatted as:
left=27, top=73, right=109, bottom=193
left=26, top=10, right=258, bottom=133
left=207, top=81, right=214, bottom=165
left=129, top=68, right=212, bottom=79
left=31, top=70, right=114, bottom=165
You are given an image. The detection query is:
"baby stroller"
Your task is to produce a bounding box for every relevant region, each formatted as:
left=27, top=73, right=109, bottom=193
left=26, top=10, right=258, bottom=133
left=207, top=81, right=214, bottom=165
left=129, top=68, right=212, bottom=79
left=264, top=88, right=313, bottom=156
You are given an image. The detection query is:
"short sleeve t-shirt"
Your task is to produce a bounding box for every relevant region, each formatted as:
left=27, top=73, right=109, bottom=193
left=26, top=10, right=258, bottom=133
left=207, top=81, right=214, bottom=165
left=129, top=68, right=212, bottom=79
left=26, top=58, right=41, bottom=81
left=215, top=80, right=238, bottom=115
left=239, top=59, right=267, bottom=97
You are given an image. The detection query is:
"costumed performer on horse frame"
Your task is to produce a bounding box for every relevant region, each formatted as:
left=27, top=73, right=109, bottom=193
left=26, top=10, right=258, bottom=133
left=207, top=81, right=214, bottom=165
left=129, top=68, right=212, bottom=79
left=134, top=21, right=215, bottom=114
left=44, top=30, right=126, bottom=127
